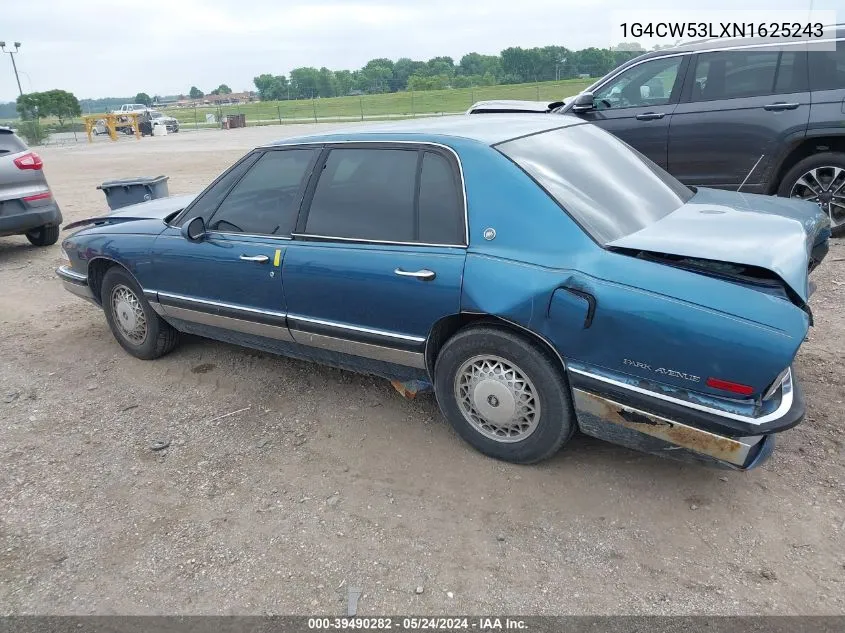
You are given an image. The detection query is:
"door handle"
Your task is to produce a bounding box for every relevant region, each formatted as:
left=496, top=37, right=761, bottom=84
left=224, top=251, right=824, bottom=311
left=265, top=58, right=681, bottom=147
left=764, top=102, right=799, bottom=111
left=240, top=254, right=269, bottom=263
left=635, top=112, right=666, bottom=121
left=394, top=268, right=436, bottom=281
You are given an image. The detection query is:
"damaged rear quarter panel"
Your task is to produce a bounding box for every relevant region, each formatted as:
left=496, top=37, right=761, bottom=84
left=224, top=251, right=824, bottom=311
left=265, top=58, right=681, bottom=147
left=458, top=142, right=809, bottom=397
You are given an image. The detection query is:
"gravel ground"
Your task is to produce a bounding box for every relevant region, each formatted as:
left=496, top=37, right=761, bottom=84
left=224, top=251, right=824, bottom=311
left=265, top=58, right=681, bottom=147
left=0, top=125, right=843, bottom=615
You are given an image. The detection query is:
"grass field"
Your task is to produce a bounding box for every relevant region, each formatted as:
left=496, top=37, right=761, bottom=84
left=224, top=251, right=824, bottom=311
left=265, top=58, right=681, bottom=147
left=164, top=78, right=593, bottom=127
left=0, top=78, right=593, bottom=130
left=160, top=78, right=592, bottom=126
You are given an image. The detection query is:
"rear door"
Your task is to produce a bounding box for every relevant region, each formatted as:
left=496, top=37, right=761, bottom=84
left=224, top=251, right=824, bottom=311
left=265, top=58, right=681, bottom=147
left=282, top=144, right=466, bottom=371
left=573, top=54, right=689, bottom=168
left=151, top=148, right=319, bottom=341
left=668, top=47, right=811, bottom=192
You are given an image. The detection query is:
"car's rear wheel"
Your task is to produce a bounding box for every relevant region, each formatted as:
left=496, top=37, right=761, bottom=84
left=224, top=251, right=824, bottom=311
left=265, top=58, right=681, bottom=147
left=25, top=224, right=60, bottom=247
left=778, top=152, right=845, bottom=237
left=434, top=325, right=575, bottom=464
left=101, top=267, right=179, bottom=360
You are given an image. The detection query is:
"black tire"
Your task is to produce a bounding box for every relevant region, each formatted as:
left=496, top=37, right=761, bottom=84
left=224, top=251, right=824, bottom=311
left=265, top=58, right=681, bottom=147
left=25, top=224, right=60, bottom=246
left=433, top=325, right=575, bottom=464
left=101, top=267, right=179, bottom=360
left=777, top=151, right=845, bottom=237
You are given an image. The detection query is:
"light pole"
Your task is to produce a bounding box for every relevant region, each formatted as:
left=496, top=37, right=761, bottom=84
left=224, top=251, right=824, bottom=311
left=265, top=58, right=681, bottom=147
left=0, top=41, right=24, bottom=96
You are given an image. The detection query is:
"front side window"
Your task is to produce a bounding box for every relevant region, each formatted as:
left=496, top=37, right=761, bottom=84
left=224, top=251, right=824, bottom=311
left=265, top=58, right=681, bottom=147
left=207, top=148, right=317, bottom=235
left=497, top=124, right=693, bottom=244
left=175, top=152, right=260, bottom=227
left=304, top=147, right=464, bottom=244
left=690, top=50, right=804, bottom=101
left=593, top=56, right=683, bottom=110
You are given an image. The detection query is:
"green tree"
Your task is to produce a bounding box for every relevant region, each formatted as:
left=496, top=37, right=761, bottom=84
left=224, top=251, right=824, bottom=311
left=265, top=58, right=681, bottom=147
left=334, top=70, right=354, bottom=96
left=134, top=92, right=152, bottom=106
left=393, top=58, right=426, bottom=89
left=360, top=58, right=395, bottom=92
left=407, top=74, right=450, bottom=91
left=253, top=74, right=288, bottom=100
left=316, top=68, right=337, bottom=97
left=425, top=56, right=455, bottom=78
left=16, top=90, right=81, bottom=127
left=573, top=47, right=616, bottom=77
left=458, top=53, right=500, bottom=79
left=290, top=67, right=320, bottom=98
left=189, top=86, right=204, bottom=99
left=216, top=84, right=232, bottom=94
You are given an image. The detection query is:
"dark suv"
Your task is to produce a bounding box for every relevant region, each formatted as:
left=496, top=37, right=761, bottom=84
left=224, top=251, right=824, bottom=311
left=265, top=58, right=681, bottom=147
left=471, top=27, right=845, bottom=235
left=0, top=127, right=62, bottom=246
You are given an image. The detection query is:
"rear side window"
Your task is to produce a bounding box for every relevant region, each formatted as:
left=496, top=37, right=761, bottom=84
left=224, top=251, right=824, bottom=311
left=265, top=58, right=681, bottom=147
left=419, top=152, right=463, bottom=244
left=809, top=40, right=845, bottom=91
left=303, top=147, right=465, bottom=244
left=690, top=50, right=805, bottom=101
left=208, top=148, right=317, bottom=235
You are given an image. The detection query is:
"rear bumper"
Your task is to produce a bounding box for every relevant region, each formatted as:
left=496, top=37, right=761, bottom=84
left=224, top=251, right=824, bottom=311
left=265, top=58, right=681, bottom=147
left=56, top=266, right=98, bottom=306
left=0, top=203, right=63, bottom=237
left=570, top=367, right=803, bottom=470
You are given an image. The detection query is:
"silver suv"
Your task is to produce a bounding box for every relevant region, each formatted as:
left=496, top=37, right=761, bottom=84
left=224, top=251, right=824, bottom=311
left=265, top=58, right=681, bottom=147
left=0, top=127, right=62, bottom=246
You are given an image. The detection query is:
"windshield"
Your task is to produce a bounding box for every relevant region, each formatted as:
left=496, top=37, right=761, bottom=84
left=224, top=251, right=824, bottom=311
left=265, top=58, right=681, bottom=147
left=150, top=112, right=163, bottom=118
left=497, top=123, right=693, bottom=244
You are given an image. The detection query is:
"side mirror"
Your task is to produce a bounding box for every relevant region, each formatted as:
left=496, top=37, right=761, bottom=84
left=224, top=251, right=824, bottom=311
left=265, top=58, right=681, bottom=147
left=181, top=216, right=206, bottom=242
left=570, top=92, right=596, bottom=113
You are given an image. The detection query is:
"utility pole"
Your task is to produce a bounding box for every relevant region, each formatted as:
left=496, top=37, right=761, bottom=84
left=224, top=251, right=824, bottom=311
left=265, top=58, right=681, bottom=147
left=0, top=42, right=23, bottom=96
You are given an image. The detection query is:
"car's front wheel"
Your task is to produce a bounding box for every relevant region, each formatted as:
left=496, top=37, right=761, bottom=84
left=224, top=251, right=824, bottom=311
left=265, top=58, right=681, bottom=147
left=778, top=152, right=845, bottom=237
left=25, top=224, right=60, bottom=247
left=101, top=267, right=179, bottom=360
left=434, top=325, right=575, bottom=464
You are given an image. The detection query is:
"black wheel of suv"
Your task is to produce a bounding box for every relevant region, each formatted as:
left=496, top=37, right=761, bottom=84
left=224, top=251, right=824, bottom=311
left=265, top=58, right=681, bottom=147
left=778, top=152, right=845, bottom=237
left=433, top=325, right=575, bottom=464
left=101, top=267, right=179, bottom=360
left=25, top=224, right=60, bottom=247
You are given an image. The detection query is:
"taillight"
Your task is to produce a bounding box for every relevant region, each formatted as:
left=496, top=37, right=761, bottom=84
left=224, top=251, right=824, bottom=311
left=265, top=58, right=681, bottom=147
left=706, top=377, right=755, bottom=396
left=23, top=191, right=52, bottom=204
left=14, top=152, right=43, bottom=170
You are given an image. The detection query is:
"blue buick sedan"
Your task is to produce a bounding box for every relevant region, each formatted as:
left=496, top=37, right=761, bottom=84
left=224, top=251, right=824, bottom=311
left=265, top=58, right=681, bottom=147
left=58, top=116, right=830, bottom=469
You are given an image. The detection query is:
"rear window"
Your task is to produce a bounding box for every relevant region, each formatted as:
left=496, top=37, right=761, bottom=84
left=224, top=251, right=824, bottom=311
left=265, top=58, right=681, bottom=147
left=497, top=124, right=693, bottom=244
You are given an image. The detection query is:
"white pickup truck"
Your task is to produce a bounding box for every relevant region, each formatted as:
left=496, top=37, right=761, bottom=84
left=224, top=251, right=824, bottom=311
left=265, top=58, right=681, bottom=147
left=113, top=104, right=149, bottom=115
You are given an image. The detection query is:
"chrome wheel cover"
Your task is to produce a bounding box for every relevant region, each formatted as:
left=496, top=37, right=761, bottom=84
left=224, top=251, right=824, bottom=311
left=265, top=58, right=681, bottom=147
left=111, top=284, right=147, bottom=344
left=454, top=355, right=540, bottom=443
left=790, top=165, right=845, bottom=230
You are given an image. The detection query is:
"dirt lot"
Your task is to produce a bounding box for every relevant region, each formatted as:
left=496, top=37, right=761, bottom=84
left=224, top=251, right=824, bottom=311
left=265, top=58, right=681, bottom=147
left=1, top=126, right=843, bottom=615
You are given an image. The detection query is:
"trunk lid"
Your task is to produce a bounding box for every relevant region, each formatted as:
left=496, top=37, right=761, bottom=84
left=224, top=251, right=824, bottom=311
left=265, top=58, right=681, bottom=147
left=64, top=193, right=196, bottom=231
left=607, top=187, right=831, bottom=303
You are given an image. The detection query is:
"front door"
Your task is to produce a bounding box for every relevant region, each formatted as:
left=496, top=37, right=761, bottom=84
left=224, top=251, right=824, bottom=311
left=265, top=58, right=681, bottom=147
left=150, top=147, right=320, bottom=341
left=282, top=145, right=467, bottom=372
left=573, top=54, right=689, bottom=168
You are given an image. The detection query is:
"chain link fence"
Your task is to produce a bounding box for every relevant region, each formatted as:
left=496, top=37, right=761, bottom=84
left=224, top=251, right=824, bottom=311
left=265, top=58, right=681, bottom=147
left=168, top=79, right=593, bottom=130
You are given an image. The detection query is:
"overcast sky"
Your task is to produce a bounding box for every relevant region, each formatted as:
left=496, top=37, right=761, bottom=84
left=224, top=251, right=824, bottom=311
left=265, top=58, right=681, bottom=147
left=1, top=0, right=835, bottom=102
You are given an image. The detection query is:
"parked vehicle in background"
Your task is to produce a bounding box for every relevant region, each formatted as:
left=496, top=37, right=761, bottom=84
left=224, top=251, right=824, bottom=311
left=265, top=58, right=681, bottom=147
left=148, top=110, right=179, bottom=133
left=0, top=127, right=62, bottom=246
left=465, top=99, right=570, bottom=114
left=468, top=27, right=845, bottom=235
left=112, top=104, right=148, bottom=115
left=57, top=116, right=830, bottom=470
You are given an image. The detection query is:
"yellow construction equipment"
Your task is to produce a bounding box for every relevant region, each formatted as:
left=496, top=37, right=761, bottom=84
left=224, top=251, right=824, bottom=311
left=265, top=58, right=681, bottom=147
left=83, top=113, right=140, bottom=142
